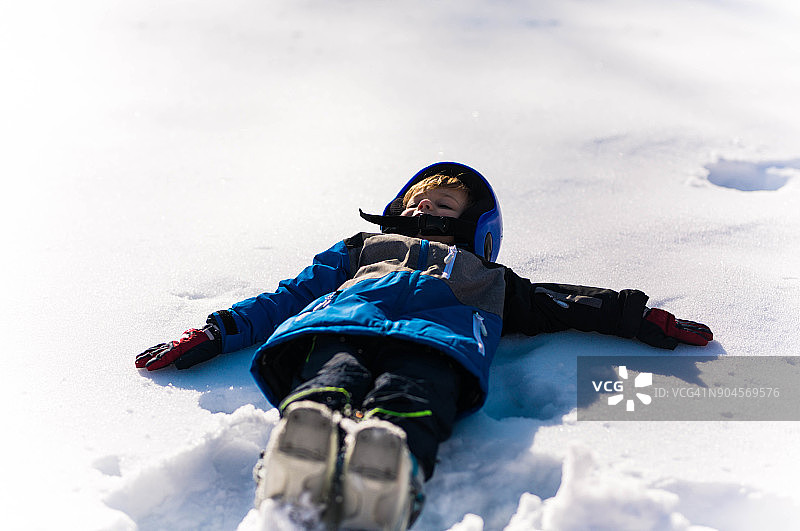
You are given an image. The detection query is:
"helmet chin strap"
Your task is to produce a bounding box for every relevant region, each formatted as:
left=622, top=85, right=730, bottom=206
left=359, top=209, right=476, bottom=242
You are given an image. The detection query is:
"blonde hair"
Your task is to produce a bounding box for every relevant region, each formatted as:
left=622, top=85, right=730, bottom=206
left=402, top=174, right=473, bottom=208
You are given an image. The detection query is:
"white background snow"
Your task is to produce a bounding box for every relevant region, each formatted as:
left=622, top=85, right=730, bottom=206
left=2, top=0, right=799, bottom=529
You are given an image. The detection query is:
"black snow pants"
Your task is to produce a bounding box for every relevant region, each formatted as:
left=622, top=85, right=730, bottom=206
left=279, top=334, right=465, bottom=480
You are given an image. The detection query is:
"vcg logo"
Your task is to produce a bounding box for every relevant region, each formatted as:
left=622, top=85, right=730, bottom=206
left=591, top=365, right=653, bottom=412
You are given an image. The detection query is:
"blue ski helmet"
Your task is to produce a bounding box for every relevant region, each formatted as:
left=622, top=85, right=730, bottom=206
left=383, top=162, right=503, bottom=261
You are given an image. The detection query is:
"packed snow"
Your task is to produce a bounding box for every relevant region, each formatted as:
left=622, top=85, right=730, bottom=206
left=3, top=0, right=800, bottom=529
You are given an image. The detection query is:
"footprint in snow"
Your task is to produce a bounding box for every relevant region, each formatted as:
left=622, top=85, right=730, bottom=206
left=705, top=158, right=800, bottom=191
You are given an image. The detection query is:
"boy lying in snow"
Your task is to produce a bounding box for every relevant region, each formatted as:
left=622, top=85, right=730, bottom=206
left=136, top=162, right=712, bottom=530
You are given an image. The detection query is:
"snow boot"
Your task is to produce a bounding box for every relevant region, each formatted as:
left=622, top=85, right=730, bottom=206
left=338, top=419, right=425, bottom=530
left=253, top=401, right=339, bottom=509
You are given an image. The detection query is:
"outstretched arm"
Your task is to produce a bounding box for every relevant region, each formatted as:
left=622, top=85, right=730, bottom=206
left=135, top=238, right=352, bottom=371
left=209, top=239, right=350, bottom=353
left=502, top=269, right=712, bottom=349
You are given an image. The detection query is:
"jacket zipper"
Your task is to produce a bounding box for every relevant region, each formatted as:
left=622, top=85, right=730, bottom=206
left=416, top=240, right=430, bottom=271
left=472, top=311, right=487, bottom=356
left=442, top=245, right=458, bottom=279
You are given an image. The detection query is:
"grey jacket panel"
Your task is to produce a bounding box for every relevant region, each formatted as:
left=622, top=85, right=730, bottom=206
left=342, top=233, right=506, bottom=317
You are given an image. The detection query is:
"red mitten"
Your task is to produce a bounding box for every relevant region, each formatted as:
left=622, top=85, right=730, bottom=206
left=136, top=326, right=220, bottom=371
left=637, top=308, right=713, bottom=349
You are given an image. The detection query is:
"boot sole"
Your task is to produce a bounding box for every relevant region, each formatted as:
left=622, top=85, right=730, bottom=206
left=254, top=401, right=339, bottom=508
left=339, top=420, right=413, bottom=531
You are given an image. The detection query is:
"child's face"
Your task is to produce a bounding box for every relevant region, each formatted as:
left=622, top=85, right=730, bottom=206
left=400, top=186, right=469, bottom=244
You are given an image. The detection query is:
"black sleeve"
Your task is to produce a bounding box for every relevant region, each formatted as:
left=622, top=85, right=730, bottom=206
left=502, top=268, right=649, bottom=339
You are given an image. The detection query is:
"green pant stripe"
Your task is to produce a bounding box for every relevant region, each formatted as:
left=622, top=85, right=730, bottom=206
left=279, top=386, right=351, bottom=412
left=364, top=408, right=433, bottom=420
left=303, top=335, right=318, bottom=364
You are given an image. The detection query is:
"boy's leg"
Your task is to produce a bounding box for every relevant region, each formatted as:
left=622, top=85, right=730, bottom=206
left=338, top=342, right=462, bottom=529
left=362, top=342, right=463, bottom=480
left=257, top=336, right=462, bottom=528
left=255, top=336, right=374, bottom=512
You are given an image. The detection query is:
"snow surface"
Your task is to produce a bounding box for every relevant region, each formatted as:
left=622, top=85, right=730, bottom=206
left=2, top=0, right=800, bottom=529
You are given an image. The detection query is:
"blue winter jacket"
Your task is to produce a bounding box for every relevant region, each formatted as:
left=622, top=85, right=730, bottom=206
left=209, top=232, right=649, bottom=412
